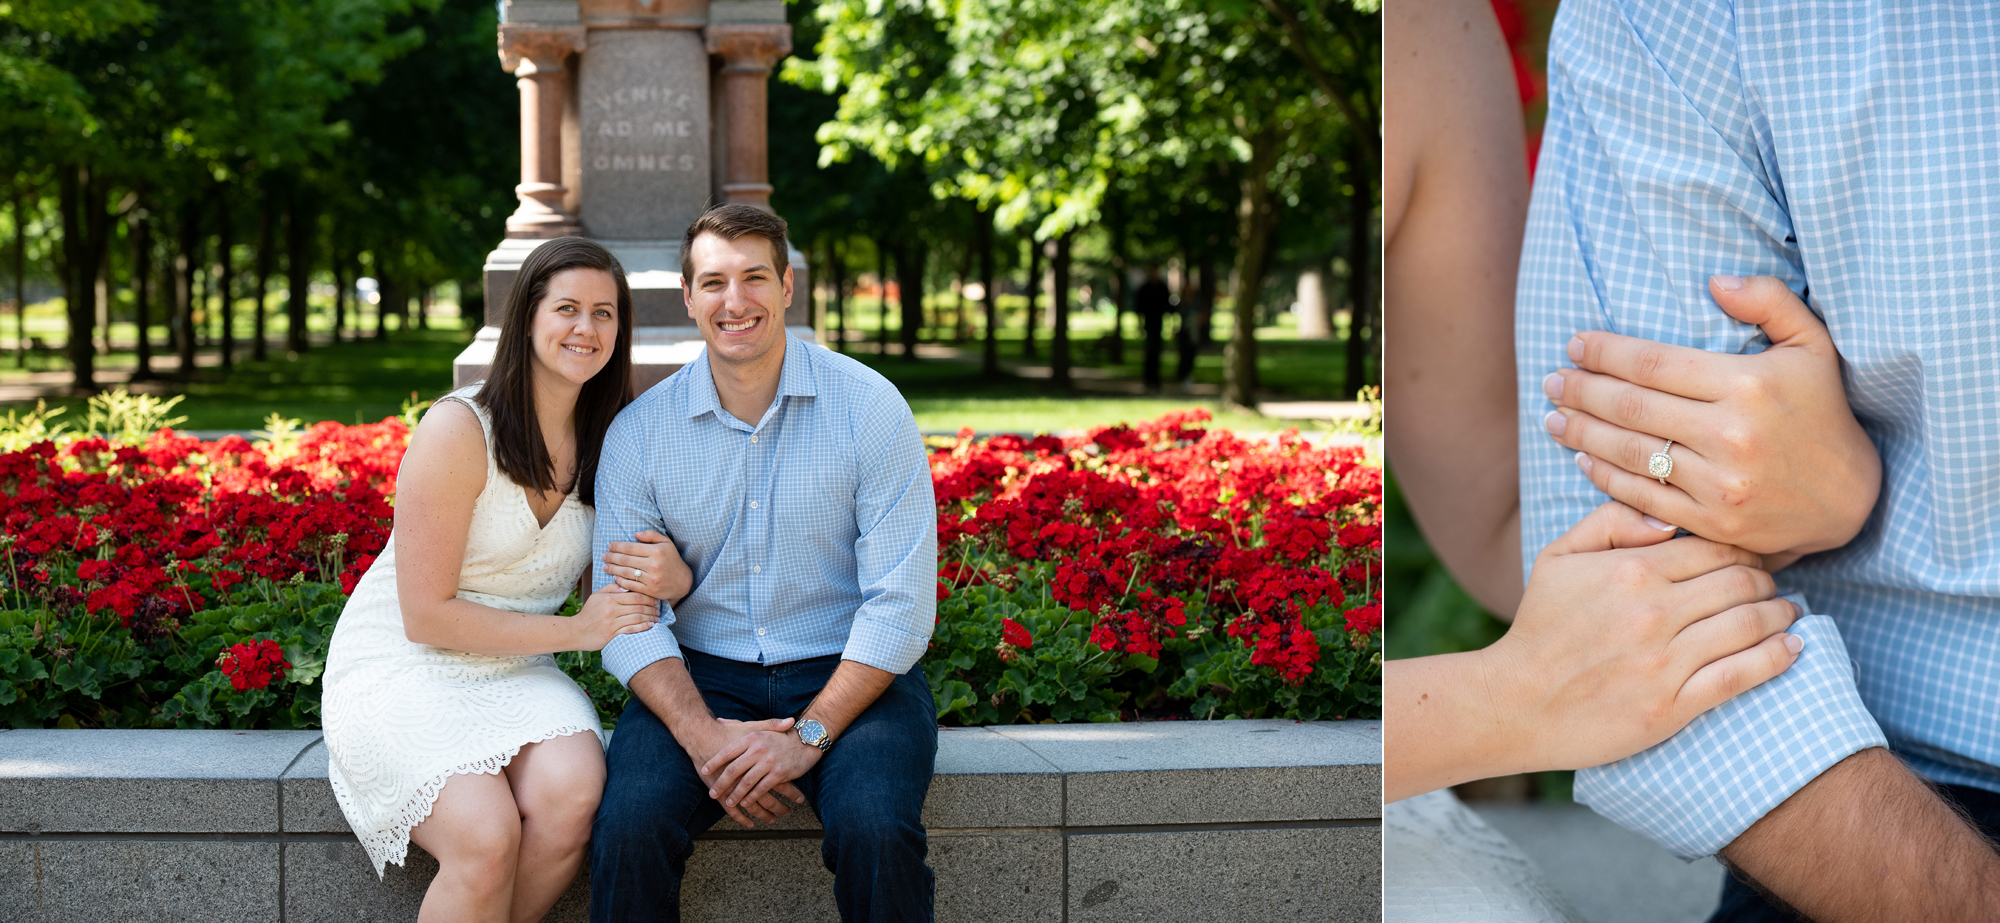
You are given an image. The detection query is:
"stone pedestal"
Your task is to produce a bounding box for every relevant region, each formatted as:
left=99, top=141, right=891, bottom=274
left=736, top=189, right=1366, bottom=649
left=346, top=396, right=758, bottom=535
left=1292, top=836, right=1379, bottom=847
left=461, top=0, right=803, bottom=394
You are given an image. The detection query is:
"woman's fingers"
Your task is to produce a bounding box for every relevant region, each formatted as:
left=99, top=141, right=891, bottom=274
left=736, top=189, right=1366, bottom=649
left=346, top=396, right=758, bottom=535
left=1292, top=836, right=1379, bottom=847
left=1539, top=501, right=1681, bottom=559
left=1549, top=407, right=1719, bottom=492
left=1674, top=627, right=1804, bottom=721
left=1572, top=452, right=1705, bottom=533
left=1666, top=565, right=1776, bottom=631
left=1709, top=275, right=1830, bottom=352
left=1669, top=598, right=1800, bottom=671
left=1549, top=367, right=1709, bottom=443
left=1566, top=330, right=1739, bottom=402
left=1625, top=532, right=1763, bottom=583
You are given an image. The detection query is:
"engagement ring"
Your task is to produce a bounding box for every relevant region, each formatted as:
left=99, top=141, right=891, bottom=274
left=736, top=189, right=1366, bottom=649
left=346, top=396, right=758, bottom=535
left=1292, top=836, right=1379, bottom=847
left=1648, top=440, right=1675, bottom=484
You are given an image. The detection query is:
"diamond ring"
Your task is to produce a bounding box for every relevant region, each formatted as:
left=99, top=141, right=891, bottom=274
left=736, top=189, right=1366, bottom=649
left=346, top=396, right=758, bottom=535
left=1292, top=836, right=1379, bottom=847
left=1648, top=440, right=1675, bottom=484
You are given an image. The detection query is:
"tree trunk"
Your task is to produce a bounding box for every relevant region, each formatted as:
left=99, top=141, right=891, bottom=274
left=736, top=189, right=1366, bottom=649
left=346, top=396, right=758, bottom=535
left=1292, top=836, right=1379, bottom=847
left=195, top=259, right=207, bottom=351
left=807, top=237, right=822, bottom=337
left=332, top=250, right=346, bottom=344
left=252, top=201, right=273, bottom=361
left=376, top=269, right=395, bottom=341
left=1342, top=138, right=1378, bottom=399
left=95, top=222, right=110, bottom=356
left=1108, top=216, right=1129, bottom=366
left=56, top=168, right=80, bottom=382
left=129, top=206, right=154, bottom=380
left=58, top=165, right=108, bottom=391
left=874, top=236, right=890, bottom=351
left=1223, top=123, right=1281, bottom=411
left=216, top=190, right=234, bottom=370
left=177, top=205, right=198, bottom=378
left=976, top=209, right=998, bottom=378
left=1023, top=236, right=1041, bottom=359
left=12, top=186, right=25, bottom=368
left=831, top=238, right=848, bottom=354
left=1051, top=231, right=1074, bottom=390
left=952, top=242, right=971, bottom=343
left=285, top=186, right=310, bottom=353
left=898, top=238, right=924, bottom=362
left=1196, top=253, right=1217, bottom=347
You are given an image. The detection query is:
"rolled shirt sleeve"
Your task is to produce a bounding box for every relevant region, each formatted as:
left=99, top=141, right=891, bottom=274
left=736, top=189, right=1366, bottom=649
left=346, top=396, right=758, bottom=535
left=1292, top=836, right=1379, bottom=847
left=840, top=388, right=937, bottom=675
left=1520, top=0, right=1886, bottom=858
left=595, top=407, right=685, bottom=686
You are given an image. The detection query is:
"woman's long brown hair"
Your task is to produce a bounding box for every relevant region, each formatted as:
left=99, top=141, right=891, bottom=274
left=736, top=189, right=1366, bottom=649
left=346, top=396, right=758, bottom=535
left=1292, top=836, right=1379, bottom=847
left=475, top=237, right=634, bottom=507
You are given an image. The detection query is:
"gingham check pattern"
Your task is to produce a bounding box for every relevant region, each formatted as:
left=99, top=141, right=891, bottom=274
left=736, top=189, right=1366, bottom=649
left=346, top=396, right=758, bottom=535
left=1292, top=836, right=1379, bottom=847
left=1520, top=0, right=2000, bottom=859
left=595, top=336, right=936, bottom=685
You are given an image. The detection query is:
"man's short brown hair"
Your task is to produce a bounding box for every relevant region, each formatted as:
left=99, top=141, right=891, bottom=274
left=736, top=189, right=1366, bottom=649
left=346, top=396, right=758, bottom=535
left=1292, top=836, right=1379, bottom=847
left=680, top=204, right=790, bottom=282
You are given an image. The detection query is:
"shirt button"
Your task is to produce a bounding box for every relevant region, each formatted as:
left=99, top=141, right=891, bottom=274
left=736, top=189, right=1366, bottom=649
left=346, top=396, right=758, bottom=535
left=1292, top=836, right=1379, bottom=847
left=753, top=565, right=762, bottom=573
left=757, top=628, right=766, bottom=636
left=750, top=501, right=759, bottom=509
left=751, top=435, right=759, bottom=443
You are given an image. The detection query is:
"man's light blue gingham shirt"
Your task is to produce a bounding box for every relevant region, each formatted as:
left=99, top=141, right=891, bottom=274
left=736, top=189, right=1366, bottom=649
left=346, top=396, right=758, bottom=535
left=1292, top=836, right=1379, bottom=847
left=594, top=335, right=936, bottom=684
left=1521, top=0, right=2000, bottom=859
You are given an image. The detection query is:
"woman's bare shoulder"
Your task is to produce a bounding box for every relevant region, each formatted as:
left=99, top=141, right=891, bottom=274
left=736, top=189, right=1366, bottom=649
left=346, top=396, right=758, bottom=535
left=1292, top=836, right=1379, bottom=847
left=403, top=398, right=489, bottom=489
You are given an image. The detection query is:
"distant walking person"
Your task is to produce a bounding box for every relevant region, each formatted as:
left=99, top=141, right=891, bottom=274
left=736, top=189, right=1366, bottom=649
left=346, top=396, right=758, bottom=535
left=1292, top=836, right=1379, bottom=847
left=1173, top=291, right=1199, bottom=388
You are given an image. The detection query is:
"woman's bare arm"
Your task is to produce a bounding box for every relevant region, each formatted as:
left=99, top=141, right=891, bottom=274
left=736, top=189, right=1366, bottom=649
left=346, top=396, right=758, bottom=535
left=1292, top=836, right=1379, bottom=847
left=395, top=399, right=655, bottom=655
left=1383, top=0, right=1528, bottom=618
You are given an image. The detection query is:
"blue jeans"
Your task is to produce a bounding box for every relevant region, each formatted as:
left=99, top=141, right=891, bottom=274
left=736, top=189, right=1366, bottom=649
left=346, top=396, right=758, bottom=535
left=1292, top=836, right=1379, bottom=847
left=589, top=648, right=938, bottom=923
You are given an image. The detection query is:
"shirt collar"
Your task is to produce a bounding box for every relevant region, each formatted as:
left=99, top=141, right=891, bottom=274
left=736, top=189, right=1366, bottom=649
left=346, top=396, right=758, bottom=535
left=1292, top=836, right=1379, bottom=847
left=682, top=333, right=817, bottom=422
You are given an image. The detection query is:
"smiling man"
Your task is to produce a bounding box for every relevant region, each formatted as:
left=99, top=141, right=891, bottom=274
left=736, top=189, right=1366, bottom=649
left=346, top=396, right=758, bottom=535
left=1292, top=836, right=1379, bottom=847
left=585, top=204, right=939, bottom=922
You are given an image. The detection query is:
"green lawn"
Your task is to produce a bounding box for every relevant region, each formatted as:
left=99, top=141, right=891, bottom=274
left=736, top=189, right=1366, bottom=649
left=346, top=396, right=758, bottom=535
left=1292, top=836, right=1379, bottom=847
left=2, top=295, right=1365, bottom=435
left=8, top=327, right=475, bottom=431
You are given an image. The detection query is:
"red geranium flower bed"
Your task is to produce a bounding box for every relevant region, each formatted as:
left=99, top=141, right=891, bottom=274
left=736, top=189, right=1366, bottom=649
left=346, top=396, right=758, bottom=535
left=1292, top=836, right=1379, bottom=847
left=928, top=409, right=1381, bottom=723
left=0, top=409, right=1380, bottom=729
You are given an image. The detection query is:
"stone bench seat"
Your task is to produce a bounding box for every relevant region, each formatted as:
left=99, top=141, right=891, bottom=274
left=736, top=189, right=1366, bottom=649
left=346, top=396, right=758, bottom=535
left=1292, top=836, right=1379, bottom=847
left=0, top=720, right=1381, bottom=922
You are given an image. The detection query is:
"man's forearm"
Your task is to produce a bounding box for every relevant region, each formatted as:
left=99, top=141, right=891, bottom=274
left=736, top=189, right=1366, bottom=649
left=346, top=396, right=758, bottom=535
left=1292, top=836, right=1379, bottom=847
left=800, top=659, right=898, bottom=742
left=628, top=657, right=721, bottom=756
left=1722, top=747, right=2000, bottom=922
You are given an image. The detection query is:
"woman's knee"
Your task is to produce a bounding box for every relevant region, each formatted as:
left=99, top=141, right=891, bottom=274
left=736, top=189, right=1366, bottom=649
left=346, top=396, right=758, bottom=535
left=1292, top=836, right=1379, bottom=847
left=430, top=810, right=523, bottom=890
left=512, top=734, right=608, bottom=842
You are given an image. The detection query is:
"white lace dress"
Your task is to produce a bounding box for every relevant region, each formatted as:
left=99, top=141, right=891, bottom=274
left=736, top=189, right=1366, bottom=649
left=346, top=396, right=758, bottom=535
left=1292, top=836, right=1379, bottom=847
left=321, top=386, right=604, bottom=876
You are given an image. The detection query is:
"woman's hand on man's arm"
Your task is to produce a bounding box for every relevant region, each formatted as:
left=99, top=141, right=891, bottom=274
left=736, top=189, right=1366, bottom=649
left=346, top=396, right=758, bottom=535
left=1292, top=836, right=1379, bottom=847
left=603, top=529, right=693, bottom=605
left=1385, top=502, right=1802, bottom=803
left=1541, top=275, right=1882, bottom=569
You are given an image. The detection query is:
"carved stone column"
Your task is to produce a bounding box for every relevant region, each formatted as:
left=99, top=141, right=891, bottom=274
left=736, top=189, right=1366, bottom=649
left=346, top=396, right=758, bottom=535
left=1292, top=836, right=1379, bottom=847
left=500, top=25, right=587, bottom=238
left=704, top=24, right=791, bottom=210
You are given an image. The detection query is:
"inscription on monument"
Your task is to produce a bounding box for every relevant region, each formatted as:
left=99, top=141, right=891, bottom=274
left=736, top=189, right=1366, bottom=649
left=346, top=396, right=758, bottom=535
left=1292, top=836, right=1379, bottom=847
left=577, top=30, right=711, bottom=240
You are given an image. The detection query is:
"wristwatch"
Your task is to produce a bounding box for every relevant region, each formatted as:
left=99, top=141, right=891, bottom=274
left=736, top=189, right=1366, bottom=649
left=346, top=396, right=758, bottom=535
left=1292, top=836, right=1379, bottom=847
left=796, top=718, right=832, bottom=752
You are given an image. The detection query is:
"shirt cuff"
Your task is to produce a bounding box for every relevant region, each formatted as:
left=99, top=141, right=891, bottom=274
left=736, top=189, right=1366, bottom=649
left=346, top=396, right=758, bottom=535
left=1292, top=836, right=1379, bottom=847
left=600, top=605, right=684, bottom=687
left=841, top=618, right=932, bottom=677
left=1574, top=605, right=1886, bottom=859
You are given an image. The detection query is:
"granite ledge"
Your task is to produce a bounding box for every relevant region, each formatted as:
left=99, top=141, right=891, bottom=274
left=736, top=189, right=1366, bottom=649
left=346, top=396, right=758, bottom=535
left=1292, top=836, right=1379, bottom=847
left=4, top=721, right=1381, bottom=836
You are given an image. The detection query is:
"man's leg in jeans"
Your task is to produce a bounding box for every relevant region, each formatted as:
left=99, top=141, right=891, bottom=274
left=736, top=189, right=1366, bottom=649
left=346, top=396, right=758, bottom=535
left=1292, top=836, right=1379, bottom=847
left=589, top=651, right=764, bottom=923
left=794, top=663, right=939, bottom=923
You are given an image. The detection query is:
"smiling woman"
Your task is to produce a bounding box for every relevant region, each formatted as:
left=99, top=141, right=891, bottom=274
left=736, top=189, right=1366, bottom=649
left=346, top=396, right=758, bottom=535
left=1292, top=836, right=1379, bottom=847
left=316, top=236, right=695, bottom=922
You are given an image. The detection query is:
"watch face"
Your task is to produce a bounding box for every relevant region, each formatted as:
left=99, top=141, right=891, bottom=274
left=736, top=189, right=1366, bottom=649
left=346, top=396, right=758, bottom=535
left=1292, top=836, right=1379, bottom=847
left=800, top=719, right=827, bottom=746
